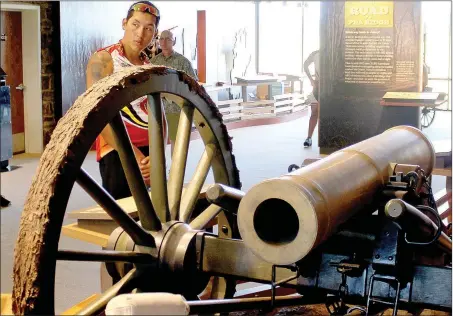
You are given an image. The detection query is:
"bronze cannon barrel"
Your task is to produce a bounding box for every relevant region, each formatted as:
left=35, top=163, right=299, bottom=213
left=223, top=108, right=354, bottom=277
left=237, top=126, right=435, bottom=264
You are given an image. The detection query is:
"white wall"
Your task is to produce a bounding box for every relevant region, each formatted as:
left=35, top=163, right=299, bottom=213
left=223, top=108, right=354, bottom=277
left=206, top=2, right=256, bottom=84
left=156, top=1, right=256, bottom=84
left=153, top=1, right=198, bottom=68
left=259, top=1, right=304, bottom=76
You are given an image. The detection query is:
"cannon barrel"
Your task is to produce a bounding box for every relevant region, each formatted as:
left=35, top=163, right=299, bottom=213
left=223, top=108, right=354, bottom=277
left=237, top=126, right=435, bottom=264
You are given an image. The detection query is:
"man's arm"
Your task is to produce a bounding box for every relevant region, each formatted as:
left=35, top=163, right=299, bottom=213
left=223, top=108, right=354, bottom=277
left=86, top=51, right=148, bottom=174
left=86, top=51, right=114, bottom=88
left=86, top=51, right=118, bottom=152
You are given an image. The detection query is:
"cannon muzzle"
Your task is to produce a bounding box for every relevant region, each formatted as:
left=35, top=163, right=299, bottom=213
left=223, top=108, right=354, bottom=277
left=237, top=126, right=435, bottom=265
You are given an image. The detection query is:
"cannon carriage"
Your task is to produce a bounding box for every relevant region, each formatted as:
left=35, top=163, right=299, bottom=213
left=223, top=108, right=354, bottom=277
left=12, top=66, right=451, bottom=315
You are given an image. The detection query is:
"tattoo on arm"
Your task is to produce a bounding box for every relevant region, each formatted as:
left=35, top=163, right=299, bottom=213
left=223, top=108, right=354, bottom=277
left=87, top=52, right=113, bottom=87
left=90, top=59, right=105, bottom=82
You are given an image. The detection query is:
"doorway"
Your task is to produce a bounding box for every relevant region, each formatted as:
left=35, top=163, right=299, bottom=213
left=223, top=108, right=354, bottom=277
left=1, top=11, right=25, bottom=153
left=0, top=3, right=43, bottom=154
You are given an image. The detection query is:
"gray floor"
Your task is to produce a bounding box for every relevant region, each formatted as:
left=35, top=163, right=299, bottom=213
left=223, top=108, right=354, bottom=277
left=1, top=109, right=451, bottom=313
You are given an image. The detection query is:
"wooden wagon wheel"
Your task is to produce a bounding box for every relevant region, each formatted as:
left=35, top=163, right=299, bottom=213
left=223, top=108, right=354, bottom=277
left=12, top=65, right=241, bottom=315
left=421, top=106, right=436, bottom=129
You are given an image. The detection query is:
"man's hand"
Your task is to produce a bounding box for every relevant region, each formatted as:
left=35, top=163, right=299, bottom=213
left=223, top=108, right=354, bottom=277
left=133, top=147, right=151, bottom=186
left=139, top=156, right=151, bottom=186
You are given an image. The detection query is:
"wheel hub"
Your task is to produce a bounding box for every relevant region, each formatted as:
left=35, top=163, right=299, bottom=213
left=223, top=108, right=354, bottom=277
left=106, top=221, right=210, bottom=297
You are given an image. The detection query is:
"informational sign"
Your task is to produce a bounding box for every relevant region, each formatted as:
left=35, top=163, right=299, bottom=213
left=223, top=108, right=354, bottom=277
left=344, top=2, right=394, bottom=87
left=319, top=1, right=422, bottom=153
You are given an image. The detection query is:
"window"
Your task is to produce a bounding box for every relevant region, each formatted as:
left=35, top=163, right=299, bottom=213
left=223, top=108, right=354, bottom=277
left=301, top=1, right=320, bottom=96
left=302, top=1, right=320, bottom=63
left=422, top=1, right=451, bottom=110
left=258, top=1, right=304, bottom=75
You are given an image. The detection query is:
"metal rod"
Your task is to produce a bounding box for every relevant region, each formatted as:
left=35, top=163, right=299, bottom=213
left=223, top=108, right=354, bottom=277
left=76, top=169, right=155, bottom=246
left=206, top=183, right=245, bottom=212
left=78, top=268, right=139, bottom=316
left=188, top=295, right=320, bottom=314
left=179, top=143, right=216, bottom=223
left=56, top=250, right=154, bottom=263
left=190, top=204, right=223, bottom=230
left=274, top=275, right=299, bottom=287
left=148, top=94, right=170, bottom=223
left=109, top=114, right=162, bottom=231
left=168, top=104, right=194, bottom=220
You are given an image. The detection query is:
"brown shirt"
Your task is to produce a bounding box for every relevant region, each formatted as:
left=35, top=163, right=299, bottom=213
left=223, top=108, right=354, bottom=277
left=151, top=51, right=197, bottom=113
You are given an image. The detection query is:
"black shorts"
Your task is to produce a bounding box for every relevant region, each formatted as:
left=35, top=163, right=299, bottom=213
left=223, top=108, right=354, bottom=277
left=99, top=146, right=149, bottom=200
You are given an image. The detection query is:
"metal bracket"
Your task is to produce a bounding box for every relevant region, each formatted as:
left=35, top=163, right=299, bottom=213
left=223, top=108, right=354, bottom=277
left=326, top=272, right=350, bottom=315
left=325, top=260, right=363, bottom=315
left=270, top=264, right=299, bottom=309
left=366, top=274, right=401, bottom=316
left=372, top=221, right=400, bottom=269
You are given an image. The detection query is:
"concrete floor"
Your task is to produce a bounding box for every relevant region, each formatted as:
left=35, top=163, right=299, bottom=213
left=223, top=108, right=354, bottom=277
left=1, top=109, right=451, bottom=313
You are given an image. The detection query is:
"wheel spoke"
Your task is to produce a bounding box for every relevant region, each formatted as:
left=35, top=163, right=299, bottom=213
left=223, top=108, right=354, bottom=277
left=190, top=204, right=223, bottom=230
left=78, top=268, right=140, bottom=316
left=109, top=114, right=162, bottom=232
left=168, top=104, right=194, bottom=220
left=57, top=250, right=154, bottom=263
left=148, top=94, right=170, bottom=222
left=179, top=143, right=216, bottom=222
left=76, top=169, right=155, bottom=246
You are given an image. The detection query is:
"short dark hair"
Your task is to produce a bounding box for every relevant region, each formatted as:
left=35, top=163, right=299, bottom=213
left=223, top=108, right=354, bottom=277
left=126, top=1, right=160, bottom=27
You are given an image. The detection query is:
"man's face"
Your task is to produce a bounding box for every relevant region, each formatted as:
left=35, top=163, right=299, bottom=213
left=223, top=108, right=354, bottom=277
left=122, top=11, right=157, bottom=53
left=159, top=31, right=174, bottom=52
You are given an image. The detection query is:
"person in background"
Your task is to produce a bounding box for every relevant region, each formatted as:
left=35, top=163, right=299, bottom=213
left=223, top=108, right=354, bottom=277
left=86, top=1, right=167, bottom=199
left=151, top=29, right=198, bottom=156
left=303, top=50, right=320, bottom=148
left=422, top=62, right=430, bottom=92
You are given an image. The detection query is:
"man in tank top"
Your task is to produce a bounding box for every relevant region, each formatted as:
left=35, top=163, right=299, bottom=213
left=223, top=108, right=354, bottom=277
left=86, top=1, right=166, bottom=199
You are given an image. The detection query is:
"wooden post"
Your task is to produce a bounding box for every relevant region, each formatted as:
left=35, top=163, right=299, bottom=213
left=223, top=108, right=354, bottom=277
left=197, top=10, right=206, bottom=83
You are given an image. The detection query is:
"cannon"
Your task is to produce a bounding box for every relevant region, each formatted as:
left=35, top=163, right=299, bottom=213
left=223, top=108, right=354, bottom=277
left=12, top=66, right=451, bottom=315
